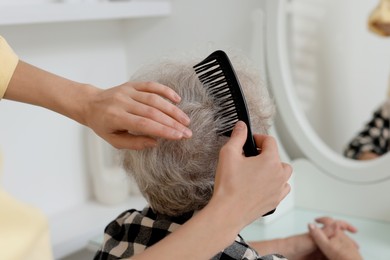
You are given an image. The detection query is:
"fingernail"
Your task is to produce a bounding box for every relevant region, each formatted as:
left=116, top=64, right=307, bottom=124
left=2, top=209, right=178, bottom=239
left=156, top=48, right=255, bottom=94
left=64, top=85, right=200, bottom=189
left=183, top=128, right=193, bottom=138
left=308, top=223, right=316, bottom=230
left=181, top=114, right=191, bottom=125
left=173, top=130, right=184, bottom=139
left=174, top=93, right=181, bottom=103
left=234, top=121, right=246, bottom=130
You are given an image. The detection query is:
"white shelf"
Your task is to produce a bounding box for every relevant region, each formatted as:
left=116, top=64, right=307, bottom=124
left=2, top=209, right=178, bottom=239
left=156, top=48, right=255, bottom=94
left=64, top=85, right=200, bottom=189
left=49, top=196, right=147, bottom=259
left=0, top=1, right=171, bottom=25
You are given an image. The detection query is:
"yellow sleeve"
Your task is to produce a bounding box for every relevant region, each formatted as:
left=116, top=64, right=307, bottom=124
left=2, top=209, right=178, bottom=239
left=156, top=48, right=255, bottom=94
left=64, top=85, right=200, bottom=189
left=0, top=35, right=19, bottom=99
left=0, top=190, right=53, bottom=260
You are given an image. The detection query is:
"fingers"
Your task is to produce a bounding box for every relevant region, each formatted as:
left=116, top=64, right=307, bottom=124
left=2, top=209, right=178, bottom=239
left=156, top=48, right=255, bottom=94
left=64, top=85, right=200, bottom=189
left=253, top=134, right=279, bottom=156
left=309, top=223, right=362, bottom=260
left=315, top=217, right=334, bottom=226
left=340, top=222, right=358, bottom=233
left=329, top=224, right=360, bottom=249
left=331, top=222, right=360, bottom=249
left=90, top=80, right=247, bottom=150
left=223, top=121, right=248, bottom=153
left=133, top=81, right=182, bottom=104
left=308, top=223, right=331, bottom=250
left=315, top=217, right=358, bottom=233
left=129, top=87, right=191, bottom=126
left=282, top=162, right=293, bottom=173
left=280, top=181, right=292, bottom=202
left=106, top=132, right=158, bottom=150
left=119, top=114, right=189, bottom=141
left=113, top=82, right=192, bottom=140
left=253, top=134, right=292, bottom=184
left=126, top=100, right=192, bottom=138
left=314, top=217, right=360, bottom=253
left=279, top=162, right=293, bottom=188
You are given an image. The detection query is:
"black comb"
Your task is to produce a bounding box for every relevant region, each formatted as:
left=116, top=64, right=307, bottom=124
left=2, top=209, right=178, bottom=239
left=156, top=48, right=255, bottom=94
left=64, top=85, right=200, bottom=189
left=193, top=50, right=275, bottom=216
left=193, top=50, right=258, bottom=157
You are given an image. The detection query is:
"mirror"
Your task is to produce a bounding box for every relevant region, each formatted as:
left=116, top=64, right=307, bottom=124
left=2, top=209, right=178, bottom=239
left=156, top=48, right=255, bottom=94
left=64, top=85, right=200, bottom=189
left=264, top=0, right=390, bottom=183
left=287, top=0, right=390, bottom=159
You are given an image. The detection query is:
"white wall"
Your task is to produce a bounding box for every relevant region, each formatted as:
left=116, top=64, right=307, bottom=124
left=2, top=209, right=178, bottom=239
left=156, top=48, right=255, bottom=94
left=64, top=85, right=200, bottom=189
left=0, top=21, right=128, bottom=216
left=123, top=0, right=260, bottom=73
left=0, top=0, right=261, bottom=218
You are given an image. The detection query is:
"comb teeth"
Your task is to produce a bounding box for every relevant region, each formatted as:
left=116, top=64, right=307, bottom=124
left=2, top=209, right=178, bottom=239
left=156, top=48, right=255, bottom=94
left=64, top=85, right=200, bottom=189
left=194, top=57, right=239, bottom=136
left=215, top=96, right=239, bottom=136
left=193, top=50, right=258, bottom=158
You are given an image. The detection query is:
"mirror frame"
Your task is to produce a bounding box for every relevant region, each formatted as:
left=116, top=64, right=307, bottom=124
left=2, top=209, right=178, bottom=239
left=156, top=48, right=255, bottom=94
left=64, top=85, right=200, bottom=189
left=264, top=0, right=390, bottom=184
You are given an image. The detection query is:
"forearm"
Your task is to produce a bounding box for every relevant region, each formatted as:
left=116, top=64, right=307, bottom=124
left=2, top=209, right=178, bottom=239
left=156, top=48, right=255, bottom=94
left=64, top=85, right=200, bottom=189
left=250, top=233, right=316, bottom=260
left=131, top=199, right=242, bottom=260
left=4, top=60, right=99, bottom=126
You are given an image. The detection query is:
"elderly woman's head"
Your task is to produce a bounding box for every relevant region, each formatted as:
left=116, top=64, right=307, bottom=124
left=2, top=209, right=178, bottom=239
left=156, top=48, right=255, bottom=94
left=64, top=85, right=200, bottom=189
left=121, top=53, right=274, bottom=216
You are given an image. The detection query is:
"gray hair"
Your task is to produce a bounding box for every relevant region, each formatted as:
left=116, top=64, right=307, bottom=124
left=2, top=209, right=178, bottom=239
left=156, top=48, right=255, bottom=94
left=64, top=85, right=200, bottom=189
left=121, top=53, right=274, bottom=216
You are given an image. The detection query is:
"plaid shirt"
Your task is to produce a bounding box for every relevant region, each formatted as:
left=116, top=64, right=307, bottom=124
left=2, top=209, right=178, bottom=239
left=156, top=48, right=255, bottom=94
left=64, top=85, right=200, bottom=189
left=344, top=99, right=390, bottom=159
left=94, top=207, right=287, bottom=260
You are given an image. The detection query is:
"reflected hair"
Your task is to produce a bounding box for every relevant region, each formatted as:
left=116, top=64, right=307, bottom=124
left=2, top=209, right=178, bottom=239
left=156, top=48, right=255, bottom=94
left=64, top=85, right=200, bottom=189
left=121, top=53, right=274, bottom=216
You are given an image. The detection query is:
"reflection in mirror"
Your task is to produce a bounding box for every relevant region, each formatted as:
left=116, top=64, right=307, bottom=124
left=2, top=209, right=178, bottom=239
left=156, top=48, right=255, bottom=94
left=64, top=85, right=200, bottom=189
left=344, top=0, right=390, bottom=160
left=288, top=0, right=390, bottom=157
left=344, top=100, right=390, bottom=160
left=266, top=0, right=390, bottom=225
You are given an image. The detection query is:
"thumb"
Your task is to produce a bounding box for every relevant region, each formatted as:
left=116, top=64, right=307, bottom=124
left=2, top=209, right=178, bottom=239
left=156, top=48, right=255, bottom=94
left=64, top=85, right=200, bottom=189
left=226, top=121, right=248, bottom=149
left=308, top=223, right=331, bottom=250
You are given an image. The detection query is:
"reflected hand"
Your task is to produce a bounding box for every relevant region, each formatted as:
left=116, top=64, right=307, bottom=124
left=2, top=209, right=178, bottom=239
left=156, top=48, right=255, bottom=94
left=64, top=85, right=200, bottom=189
left=84, top=81, right=192, bottom=150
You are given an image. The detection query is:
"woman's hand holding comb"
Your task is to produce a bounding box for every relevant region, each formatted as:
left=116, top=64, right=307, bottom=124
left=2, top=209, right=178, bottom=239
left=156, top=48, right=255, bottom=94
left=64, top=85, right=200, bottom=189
left=211, top=121, right=292, bottom=231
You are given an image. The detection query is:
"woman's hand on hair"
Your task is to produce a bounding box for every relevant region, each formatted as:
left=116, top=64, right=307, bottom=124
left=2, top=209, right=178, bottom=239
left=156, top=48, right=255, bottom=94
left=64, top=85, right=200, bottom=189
left=211, top=121, right=292, bottom=230
left=84, top=81, right=192, bottom=150
left=5, top=61, right=191, bottom=150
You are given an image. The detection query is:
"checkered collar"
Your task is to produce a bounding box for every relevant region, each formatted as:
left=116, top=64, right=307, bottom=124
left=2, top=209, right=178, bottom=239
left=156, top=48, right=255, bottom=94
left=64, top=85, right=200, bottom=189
left=94, top=206, right=287, bottom=260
